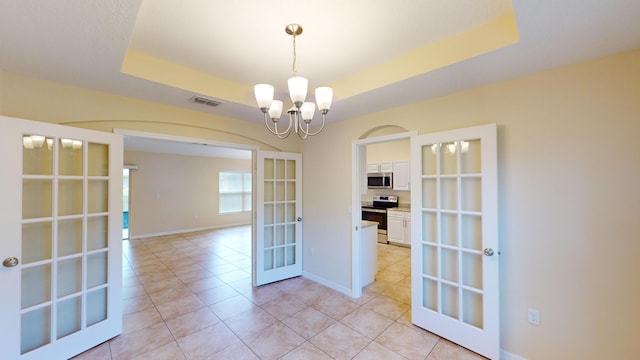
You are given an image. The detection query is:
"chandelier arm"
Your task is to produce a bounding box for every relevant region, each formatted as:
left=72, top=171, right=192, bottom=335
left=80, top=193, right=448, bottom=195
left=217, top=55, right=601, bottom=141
left=275, top=111, right=295, bottom=139
left=263, top=113, right=281, bottom=135
left=282, top=111, right=295, bottom=136
left=264, top=112, right=292, bottom=137
left=298, top=114, right=326, bottom=137
left=293, top=112, right=308, bottom=139
left=275, top=119, right=294, bottom=139
left=297, top=122, right=309, bottom=139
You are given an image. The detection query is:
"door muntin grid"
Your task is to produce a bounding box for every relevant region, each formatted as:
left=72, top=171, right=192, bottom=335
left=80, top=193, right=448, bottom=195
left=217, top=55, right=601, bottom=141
left=263, top=158, right=297, bottom=271
left=20, top=136, right=111, bottom=354
left=420, top=139, right=485, bottom=329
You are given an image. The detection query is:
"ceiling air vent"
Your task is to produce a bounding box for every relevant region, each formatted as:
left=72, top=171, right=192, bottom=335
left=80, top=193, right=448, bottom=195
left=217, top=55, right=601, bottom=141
left=189, top=96, right=223, bottom=107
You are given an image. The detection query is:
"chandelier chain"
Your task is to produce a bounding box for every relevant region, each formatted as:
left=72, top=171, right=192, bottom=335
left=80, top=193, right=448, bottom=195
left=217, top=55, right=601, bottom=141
left=292, top=34, right=297, bottom=76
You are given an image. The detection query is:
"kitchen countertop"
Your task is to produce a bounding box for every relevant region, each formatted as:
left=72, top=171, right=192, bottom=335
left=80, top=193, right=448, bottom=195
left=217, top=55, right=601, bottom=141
left=389, top=205, right=410, bottom=212
left=361, top=220, right=379, bottom=228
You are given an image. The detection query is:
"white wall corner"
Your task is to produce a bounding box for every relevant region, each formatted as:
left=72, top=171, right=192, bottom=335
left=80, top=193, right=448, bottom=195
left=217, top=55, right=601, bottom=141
left=501, top=349, right=528, bottom=360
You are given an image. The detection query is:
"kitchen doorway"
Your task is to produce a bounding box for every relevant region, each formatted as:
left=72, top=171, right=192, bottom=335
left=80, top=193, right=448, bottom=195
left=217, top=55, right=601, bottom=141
left=353, top=124, right=501, bottom=358
left=351, top=130, right=416, bottom=298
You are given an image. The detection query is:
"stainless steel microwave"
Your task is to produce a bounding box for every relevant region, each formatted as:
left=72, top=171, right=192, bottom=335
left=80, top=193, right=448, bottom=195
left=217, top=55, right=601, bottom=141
left=367, top=172, right=393, bottom=189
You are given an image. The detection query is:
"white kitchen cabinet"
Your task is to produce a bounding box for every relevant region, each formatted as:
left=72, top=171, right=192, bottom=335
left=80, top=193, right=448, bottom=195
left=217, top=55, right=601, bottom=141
left=380, top=162, right=393, bottom=172
left=392, top=160, right=410, bottom=190
left=367, top=162, right=392, bottom=173
left=387, top=209, right=411, bottom=246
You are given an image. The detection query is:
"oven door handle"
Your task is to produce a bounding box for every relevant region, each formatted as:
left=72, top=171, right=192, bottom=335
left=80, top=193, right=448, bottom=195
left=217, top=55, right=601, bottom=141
left=362, top=208, right=387, bottom=214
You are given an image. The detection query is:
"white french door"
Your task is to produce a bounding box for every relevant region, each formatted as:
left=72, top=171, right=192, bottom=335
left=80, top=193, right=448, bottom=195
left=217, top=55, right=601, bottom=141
left=0, top=116, right=123, bottom=360
left=410, top=124, right=499, bottom=359
left=253, top=151, right=302, bottom=286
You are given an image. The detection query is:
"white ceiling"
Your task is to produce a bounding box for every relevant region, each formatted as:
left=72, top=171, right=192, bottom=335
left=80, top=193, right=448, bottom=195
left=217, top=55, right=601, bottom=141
left=129, top=0, right=513, bottom=90
left=1, top=0, right=639, bottom=155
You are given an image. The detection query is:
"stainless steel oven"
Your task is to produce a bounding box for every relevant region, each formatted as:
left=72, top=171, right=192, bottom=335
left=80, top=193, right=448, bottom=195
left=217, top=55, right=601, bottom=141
left=361, top=195, right=398, bottom=244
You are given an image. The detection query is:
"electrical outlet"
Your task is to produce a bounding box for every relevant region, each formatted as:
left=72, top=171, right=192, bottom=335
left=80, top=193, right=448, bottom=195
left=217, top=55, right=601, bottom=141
left=528, top=308, right=540, bottom=325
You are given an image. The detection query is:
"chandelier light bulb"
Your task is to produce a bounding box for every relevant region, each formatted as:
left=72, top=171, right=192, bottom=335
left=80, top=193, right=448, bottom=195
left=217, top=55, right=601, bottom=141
left=288, top=77, right=308, bottom=106
left=300, top=102, right=316, bottom=121
left=315, top=87, right=333, bottom=113
left=268, top=100, right=283, bottom=120
left=254, top=84, right=274, bottom=111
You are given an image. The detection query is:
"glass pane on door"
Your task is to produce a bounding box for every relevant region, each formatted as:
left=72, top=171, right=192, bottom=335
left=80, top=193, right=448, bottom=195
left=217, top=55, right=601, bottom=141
left=88, top=143, right=109, bottom=176
left=58, top=180, right=83, bottom=216
left=460, top=139, right=481, bottom=174
left=58, top=138, right=83, bottom=176
left=22, top=222, right=52, bottom=264
left=57, top=257, right=82, bottom=297
left=57, top=297, right=81, bottom=339
left=23, top=134, right=53, bottom=175
left=58, top=219, right=83, bottom=256
left=22, top=179, right=52, bottom=219
left=86, top=288, right=108, bottom=326
left=21, top=306, right=51, bottom=354
left=21, top=264, right=51, bottom=308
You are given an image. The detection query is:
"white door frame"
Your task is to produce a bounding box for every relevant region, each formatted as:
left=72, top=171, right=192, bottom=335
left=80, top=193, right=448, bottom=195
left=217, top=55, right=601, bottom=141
left=350, top=131, right=416, bottom=298
left=113, top=129, right=258, bottom=154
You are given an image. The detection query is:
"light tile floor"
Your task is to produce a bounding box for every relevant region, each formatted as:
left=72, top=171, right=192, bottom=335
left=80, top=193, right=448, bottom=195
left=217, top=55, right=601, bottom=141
left=74, top=226, right=484, bottom=360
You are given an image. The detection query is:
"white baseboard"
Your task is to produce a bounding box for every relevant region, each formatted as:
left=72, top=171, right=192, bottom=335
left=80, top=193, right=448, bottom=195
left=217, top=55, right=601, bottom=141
left=302, top=271, right=352, bottom=297
left=501, top=349, right=527, bottom=360
left=131, top=223, right=250, bottom=239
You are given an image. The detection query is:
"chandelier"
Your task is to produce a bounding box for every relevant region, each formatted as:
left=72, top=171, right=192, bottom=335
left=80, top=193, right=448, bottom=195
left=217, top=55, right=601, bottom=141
left=254, top=24, right=333, bottom=139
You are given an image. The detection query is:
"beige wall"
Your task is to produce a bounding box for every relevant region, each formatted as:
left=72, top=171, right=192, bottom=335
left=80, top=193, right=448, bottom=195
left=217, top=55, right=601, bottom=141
left=1, top=72, right=299, bottom=153
left=2, top=48, right=640, bottom=359
left=124, top=151, right=251, bottom=237
left=301, top=49, right=640, bottom=359
left=0, top=69, right=4, bottom=114
left=366, top=138, right=410, bottom=162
